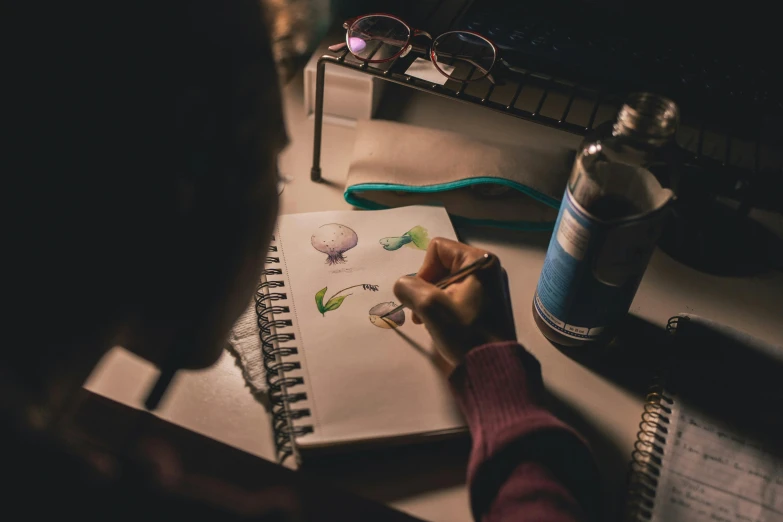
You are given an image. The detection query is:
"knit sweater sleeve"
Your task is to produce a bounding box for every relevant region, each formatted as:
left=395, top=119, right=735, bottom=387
left=449, top=342, right=601, bottom=521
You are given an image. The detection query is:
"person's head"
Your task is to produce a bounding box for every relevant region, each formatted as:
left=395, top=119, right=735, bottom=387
left=7, top=0, right=286, bottom=389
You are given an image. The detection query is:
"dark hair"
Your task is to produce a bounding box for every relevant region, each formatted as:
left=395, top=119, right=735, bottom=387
left=7, top=1, right=283, bottom=361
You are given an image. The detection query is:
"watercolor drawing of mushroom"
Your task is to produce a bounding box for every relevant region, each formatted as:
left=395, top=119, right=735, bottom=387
left=379, top=225, right=430, bottom=251
left=315, top=283, right=379, bottom=316
left=368, top=302, right=405, bottom=329
left=311, top=223, right=358, bottom=265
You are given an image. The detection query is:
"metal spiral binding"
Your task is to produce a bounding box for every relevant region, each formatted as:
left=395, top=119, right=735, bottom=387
left=666, top=315, right=681, bottom=334
left=255, top=240, right=313, bottom=464
left=625, top=318, right=679, bottom=521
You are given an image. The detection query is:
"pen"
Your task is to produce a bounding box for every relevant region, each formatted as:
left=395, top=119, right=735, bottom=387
left=380, top=253, right=496, bottom=319
left=144, top=337, right=190, bottom=411
left=144, top=365, right=176, bottom=411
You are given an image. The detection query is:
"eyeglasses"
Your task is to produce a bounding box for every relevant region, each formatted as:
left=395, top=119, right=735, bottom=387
left=328, top=13, right=507, bottom=84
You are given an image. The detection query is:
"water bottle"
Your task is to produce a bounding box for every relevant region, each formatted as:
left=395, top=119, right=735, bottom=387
left=533, top=93, right=679, bottom=347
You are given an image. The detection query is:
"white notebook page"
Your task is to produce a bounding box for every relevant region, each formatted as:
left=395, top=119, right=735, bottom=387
left=272, top=206, right=465, bottom=448
left=652, top=399, right=783, bottom=522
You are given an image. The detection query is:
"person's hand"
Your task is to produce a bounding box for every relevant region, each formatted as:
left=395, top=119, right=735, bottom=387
left=393, top=238, right=516, bottom=369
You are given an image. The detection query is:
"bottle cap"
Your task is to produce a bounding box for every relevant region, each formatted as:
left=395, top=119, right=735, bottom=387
left=614, top=93, right=679, bottom=143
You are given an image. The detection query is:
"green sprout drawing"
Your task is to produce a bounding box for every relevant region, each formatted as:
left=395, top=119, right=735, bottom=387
left=315, top=284, right=379, bottom=316
left=379, top=225, right=431, bottom=251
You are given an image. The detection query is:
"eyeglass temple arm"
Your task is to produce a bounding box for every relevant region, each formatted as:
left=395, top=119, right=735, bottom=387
left=329, top=37, right=410, bottom=56
left=329, top=31, right=423, bottom=54
left=431, top=51, right=491, bottom=72
left=429, top=50, right=499, bottom=83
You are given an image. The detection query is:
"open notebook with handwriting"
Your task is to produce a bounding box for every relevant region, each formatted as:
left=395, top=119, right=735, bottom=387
left=626, top=315, right=783, bottom=521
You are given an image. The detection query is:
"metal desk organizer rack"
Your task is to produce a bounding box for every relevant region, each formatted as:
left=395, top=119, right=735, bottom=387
left=310, top=47, right=607, bottom=181
left=308, top=5, right=782, bottom=218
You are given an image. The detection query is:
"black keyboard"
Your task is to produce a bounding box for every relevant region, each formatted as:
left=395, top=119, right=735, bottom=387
left=458, top=0, right=782, bottom=135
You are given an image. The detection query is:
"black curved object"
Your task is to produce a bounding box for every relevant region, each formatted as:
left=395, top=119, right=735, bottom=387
left=255, top=242, right=314, bottom=464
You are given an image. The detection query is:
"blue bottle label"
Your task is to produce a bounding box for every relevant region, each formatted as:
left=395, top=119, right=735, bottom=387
left=534, top=188, right=668, bottom=341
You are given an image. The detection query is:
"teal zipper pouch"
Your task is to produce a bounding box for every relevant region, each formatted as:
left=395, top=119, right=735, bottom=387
left=343, top=120, right=574, bottom=230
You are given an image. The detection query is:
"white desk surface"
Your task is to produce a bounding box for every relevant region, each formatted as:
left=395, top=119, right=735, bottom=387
left=85, top=71, right=783, bottom=522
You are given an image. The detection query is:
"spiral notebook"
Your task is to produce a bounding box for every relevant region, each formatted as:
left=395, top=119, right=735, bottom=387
left=626, top=315, right=783, bottom=521
left=255, top=206, right=465, bottom=463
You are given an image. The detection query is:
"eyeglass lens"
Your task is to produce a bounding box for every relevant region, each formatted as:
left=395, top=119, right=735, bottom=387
left=433, top=32, right=496, bottom=81
left=347, top=15, right=410, bottom=62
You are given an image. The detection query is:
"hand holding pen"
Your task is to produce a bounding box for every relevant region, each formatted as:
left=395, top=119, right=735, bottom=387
left=393, top=238, right=517, bottom=368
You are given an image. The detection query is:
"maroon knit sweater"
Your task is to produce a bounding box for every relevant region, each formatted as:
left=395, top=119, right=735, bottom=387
left=450, top=341, right=601, bottom=522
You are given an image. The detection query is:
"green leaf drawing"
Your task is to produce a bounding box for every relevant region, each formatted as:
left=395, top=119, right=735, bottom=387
left=324, top=295, right=349, bottom=312
left=315, top=287, right=327, bottom=315
left=314, top=283, right=379, bottom=317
